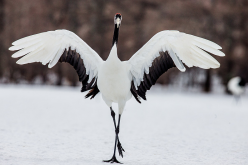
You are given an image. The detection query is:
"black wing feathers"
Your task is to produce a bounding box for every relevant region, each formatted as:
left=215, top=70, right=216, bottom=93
left=59, top=47, right=99, bottom=99
left=85, top=82, right=100, bottom=99
left=131, top=81, right=141, bottom=103
left=131, top=51, right=176, bottom=103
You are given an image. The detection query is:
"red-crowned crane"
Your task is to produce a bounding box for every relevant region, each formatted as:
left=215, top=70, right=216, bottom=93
left=9, top=13, right=225, bottom=163
left=228, top=76, right=246, bottom=102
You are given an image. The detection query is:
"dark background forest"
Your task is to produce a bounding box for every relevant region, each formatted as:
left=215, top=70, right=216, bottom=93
left=0, top=0, right=247, bottom=92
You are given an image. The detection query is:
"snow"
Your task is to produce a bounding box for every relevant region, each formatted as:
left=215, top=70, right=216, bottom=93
left=0, top=85, right=248, bottom=165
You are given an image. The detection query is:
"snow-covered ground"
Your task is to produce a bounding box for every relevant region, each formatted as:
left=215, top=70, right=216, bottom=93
left=0, top=85, right=247, bottom=165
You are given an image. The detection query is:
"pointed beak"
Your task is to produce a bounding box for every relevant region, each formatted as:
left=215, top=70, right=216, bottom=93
left=116, top=18, right=121, bottom=28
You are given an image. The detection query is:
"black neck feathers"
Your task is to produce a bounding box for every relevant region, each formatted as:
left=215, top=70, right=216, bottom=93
left=112, top=24, right=119, bottom=46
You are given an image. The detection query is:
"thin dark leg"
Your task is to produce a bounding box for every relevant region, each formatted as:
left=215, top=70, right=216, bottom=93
left=103, top=109, right=124, bottom=163
left=235, top=95, right=240, bottom=104
left=110, top=107, right=117, bottom=128
left=109, top=108, right=125, bottom=157
left=116, top=115, right=124, bottom=157
left=103, top=132, right=122, bottom=163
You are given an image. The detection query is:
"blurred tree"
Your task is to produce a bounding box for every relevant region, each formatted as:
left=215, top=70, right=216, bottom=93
left=0, top=0, right=4, bottom=78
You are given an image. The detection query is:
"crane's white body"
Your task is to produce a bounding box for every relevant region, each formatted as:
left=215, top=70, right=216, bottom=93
left=98, top=44, right=132, bottom=113
left=9, top=30, right=225, bottom=114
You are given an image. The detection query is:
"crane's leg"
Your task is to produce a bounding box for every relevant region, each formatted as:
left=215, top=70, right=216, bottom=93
left=116, top=114, right=124, bottom=157
left=109, top=107, right=125, bottom=157
left=103, top=109, right=123, bottom=163
left=235, top=95, right=240, bottom=104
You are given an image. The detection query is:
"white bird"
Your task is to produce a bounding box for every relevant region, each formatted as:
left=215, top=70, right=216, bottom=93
left=228, top=76, right=246, bottom=101
left=9, top=13, right=225, bottom=163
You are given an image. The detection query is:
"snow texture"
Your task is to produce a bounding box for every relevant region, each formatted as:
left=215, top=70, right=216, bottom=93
left=0, top=85, right=247, bottom=165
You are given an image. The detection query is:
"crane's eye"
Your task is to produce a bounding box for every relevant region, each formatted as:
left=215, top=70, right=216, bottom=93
left=114, top=16, right=122, bottom=21
left=115, top=14, right=122, bottom=20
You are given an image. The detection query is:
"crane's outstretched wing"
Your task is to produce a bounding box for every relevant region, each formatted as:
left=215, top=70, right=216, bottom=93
left=9, top=29, right=103, bottom=98
left=127, top=30, right=225, bottom=102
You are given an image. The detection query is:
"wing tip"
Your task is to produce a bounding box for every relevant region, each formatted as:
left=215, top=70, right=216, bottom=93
left=9, top=46, right=17, bottom=51
left=16, top=60, right=24, bottom=65
left=11, top=54, right=18, bottom=58
left=219, top=51, right=225, bottom=57
left=178, top=66, right=186, bottom=72
left=176, top=63, right=186, bottom=72
left=214, top=62, right=220, bottom=68
left=48, top=63, right=55, bottom=68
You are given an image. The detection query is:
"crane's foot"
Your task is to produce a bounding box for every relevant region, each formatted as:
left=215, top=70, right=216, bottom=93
left=117, top=141, right=125, bottom=157
left=103, top=155, right=122, bottom=164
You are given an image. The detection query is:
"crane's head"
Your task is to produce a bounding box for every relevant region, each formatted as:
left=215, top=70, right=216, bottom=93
left=114, top=13, right=122, bottom=28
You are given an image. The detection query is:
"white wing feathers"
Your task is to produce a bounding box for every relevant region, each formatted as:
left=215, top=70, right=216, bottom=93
left=9, top=30, right=103, bottom=83
left=128, top=30, right=225, bottom=88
